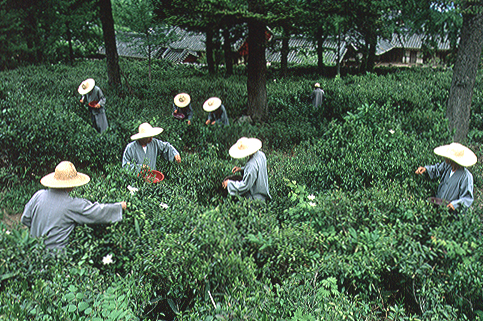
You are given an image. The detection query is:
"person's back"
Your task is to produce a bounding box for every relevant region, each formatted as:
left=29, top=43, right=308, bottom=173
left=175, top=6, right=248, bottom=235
left=21, top=161, right=125, bottom=250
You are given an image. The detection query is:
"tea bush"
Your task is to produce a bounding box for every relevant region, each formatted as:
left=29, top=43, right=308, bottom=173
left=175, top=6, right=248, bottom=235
left=1, top=61, right=483, bottom=320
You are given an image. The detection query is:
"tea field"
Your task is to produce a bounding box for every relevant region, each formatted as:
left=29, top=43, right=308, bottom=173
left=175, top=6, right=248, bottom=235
left=1, top=60, right=483, bottom=320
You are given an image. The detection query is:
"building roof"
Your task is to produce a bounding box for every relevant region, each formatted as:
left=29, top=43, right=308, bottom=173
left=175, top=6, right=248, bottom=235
left=101, top=28, right=452, bottom=65
left=376, top=33, right=451, bottom=55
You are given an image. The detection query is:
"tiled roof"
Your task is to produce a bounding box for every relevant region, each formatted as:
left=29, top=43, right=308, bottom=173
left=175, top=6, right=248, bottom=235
left=376, top=33, right=451, bottom=55
left=266, top=37, right=347, bottom=65
left=101, top=29, right=452, bottom=64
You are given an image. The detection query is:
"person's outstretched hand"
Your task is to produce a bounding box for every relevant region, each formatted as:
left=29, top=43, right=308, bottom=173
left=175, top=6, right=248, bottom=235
left=415, top=167, right=426, bottom=175
left=205, top=119, right=210, bottom=125
left=232, top=166, right=241, bottom=174
left=120, top=201, right=127, bottom=210
left=175, top=154, right=181, bottom=163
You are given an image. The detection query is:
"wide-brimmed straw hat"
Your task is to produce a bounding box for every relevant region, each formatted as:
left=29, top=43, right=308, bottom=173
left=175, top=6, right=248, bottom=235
left=314, top=83, right=320, bottom=88
left=434, top=142, right=477, bottom=167
left=229, top=137, right=262, bottom=159
left=78, top=78, right=95, bottom=95
left=203, top=97, right=222, bottom=112
left=174, top=93, right=191, bottom=108
left=40, top=161, right=90, bottom=188
left=131, top=122, right=164, bottom=140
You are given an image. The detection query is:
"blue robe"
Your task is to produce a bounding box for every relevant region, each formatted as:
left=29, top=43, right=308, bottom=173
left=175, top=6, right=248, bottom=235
left=227, top=150, right=271, bottom=201
left=122, top=138, right=180, bottom=173
left=425, top=161, right=474, bottom=209
left=21, top=189, right=123, bottom=249
left=207, top=105, right=229, bottom=126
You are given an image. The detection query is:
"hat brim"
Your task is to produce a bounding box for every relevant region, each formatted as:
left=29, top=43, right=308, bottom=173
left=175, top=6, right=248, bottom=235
left=174, top=93, right=191, bottom=108
left=131, top=127, right=164, bottom=140
left=434, top=143, right=477, bottom=167
left=40, top=172, right=90, bottom=188
left=203, top=97, right=222, bottom=112
left=78, top=79, right=95, bottom=95
left=229, top=138, right=262, bottom=159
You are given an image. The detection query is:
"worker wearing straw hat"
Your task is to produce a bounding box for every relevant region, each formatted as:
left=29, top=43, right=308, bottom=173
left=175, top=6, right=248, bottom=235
left=122, top=122, right=181, bottom=174
left=78, top=78, right=109, bottom=133
left=222, top=137, right=271, bottom=201
left=172, top=93, right=193, bottom=125
left=203, top=97, right=229, bottom=126
left=415, top=142, right=477, bottom=211
left=21, top=161, right=127, bottom=250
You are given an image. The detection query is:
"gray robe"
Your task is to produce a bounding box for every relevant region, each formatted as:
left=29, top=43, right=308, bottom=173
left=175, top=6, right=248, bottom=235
left=227, top=150, right=271, bottom=201
left=172, top=103, right=193, bottom=121
left=207, top=105, right=230, bottom=126
left=82, top=86, right=108, bottom=133
left=425, top=161, right=474, bottom=209
left=122, top=138, right=180, bottom=173
left=21, top=189, right=123, bottom=250
left=310, top=88, right=325, bottom=108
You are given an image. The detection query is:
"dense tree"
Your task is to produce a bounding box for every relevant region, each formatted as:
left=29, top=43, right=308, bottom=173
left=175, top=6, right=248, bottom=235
left=447, top=1, right=483, bottom=142
left=99, top=0, right=121, bottom=86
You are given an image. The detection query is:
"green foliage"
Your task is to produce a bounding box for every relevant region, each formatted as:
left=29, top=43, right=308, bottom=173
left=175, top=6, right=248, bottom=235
left=1, top=62, right=483, bottom=320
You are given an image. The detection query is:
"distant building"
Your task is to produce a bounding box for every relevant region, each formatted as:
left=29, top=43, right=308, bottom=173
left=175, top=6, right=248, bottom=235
left=100, top=28, right=453, bottom=68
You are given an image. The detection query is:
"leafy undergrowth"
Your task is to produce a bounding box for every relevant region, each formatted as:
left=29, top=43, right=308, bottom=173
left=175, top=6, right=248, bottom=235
left=1, top=61, right=483, bottom=320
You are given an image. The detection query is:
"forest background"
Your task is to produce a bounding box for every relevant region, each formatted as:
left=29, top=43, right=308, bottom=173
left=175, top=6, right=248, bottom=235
left=1, top=0, right=483, bottom=320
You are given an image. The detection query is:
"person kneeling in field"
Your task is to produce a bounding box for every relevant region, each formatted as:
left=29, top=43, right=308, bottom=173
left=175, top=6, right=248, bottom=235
left=21, top=161, right=127, bottom=250
left=415, top=142, right=477, bottom=211
left=203, top=97, right=230, bottom=126
left=222, top=137, right=271, bottom=201
left=172, top=93, right=193, bottom=125
left=122, top=122, right=181, bottom=174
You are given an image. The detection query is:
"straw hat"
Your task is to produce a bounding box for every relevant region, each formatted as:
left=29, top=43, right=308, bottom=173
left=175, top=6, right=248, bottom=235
left=174, top=93, right=191, bottom=108
left=229, top=137, right=262, bottom=159
left=40, top=161, right=90, bottom=188
left=434, top=142, right=477, bottom=167
left=78, top=78, right=95, bottom=95
left=314, top=83, right=320, bottom=88
left=203, top=97, right=222, bottom=112
left=131, top=122, right=164, bottom=140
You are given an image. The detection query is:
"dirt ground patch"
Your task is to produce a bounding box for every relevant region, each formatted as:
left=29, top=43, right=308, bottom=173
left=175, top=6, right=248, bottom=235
left=1, top=210, right=22, bottom=230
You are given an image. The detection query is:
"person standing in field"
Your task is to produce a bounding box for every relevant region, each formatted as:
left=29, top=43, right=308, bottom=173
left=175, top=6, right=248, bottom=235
left=310, top=82, right=325, bottom=109
left=172, top=93, right=193, bottom=125
left=203, top=97, right=230, bottom=126
left=415, top=142, right=477, bottom=211
left=21, top=161, right=127, bottom=250
left=78, top=78, right=109, bottom=133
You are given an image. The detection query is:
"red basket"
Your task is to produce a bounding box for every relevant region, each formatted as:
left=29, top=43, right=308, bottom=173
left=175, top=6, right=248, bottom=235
left=139, top=170, right=164, bottom=183
left=88, top=100, right=99, bottom=108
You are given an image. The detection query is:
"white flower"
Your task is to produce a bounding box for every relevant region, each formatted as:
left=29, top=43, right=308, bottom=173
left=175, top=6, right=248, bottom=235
left=5, top=230, right=11, bottom=235
left=309, top=202, right=316, bottom=207
left=102, top=254, right=113, bottom=265
left=127, top=185, right=139, bottom=195
left=307, top=194, right=315, bottom=200
left=160, top=202, right=169, bottom=209
left=389, top=129, right=395, bottom=134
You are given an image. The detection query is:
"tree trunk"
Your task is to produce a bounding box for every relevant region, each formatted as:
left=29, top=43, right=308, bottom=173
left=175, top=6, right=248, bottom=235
left=206, top=28, right=215, bottom=75
left=317, top=27, right=324, bottom=71
left=447, top=7, right=483, bottom=143
left=281, top=26, right=289, bottom=78
left=99, top=0, right=121, bottom=87
left=247, top=17, right=267, bottom=122
left=366, top=34, right=377, bottom=73
left=223, top=28, right=233, bottom=76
